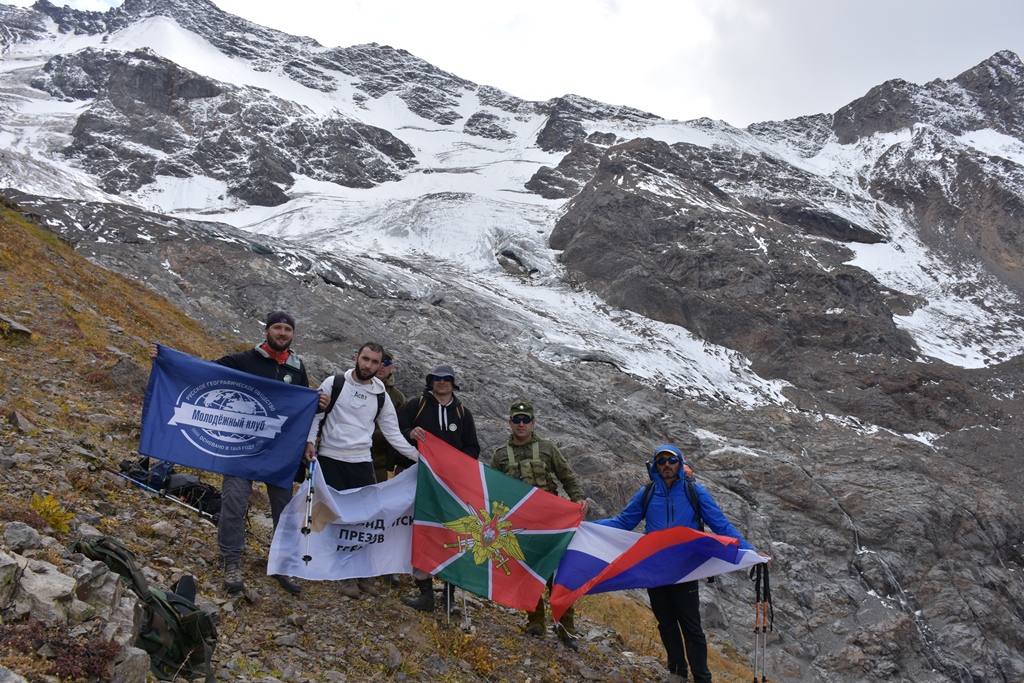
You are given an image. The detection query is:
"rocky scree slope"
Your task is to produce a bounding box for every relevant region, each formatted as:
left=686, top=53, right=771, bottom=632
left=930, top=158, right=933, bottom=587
left=3, top=178, right=1024, bottom=683
left=0, top=205, right=705, bottom=683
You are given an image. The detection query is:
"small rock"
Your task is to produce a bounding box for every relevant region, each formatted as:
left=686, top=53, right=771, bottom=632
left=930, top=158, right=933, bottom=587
left=150, top=521, right=175, bottom=537
left=275, top=633, right=299, bottom=647
left=386, top=642, right=402, bottom=670
left=0, top=314, right=32, bottom=338
left=4, top=522, right=41, bottom=552
left=110, top=646, right=150, bottom=683
left=8, top=411, right=36, bottom=433
left=423, top=654, right=449, bottom=673
left=0, top=665, right=31, bottom=682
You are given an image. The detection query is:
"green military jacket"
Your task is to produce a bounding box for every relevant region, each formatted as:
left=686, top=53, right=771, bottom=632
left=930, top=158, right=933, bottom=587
left=491, top=434, right=585, bottom=502
left=371, top=377, right=407, bottom=471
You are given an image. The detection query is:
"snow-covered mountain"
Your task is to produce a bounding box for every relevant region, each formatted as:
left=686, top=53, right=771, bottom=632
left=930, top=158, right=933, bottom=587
left=3, top=1, right=1024, bottom=681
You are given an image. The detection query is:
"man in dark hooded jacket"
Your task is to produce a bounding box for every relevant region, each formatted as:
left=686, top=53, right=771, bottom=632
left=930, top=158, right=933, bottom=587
left=397, top=362, right=480, bottom=613
left=397, top=363, right=479, bottom=459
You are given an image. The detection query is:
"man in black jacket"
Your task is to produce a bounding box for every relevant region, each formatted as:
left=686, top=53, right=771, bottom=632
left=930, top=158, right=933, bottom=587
left=398, top=363, right=480, bottom=612
left=398, top=363, right=480, bottom=459
left=149, top=311, right=328, bottom=596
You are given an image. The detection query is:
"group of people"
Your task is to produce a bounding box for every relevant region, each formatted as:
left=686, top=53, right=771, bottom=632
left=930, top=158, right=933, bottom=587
left=150, top=310, right=760, bottom=681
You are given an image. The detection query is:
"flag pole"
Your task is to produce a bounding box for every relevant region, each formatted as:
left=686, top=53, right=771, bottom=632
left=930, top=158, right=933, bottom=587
left=301, top=460, right=316, bottom=565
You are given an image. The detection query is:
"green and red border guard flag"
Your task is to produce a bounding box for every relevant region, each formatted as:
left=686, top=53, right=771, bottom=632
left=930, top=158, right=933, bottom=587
left=412, top=433, right=584, bottom=611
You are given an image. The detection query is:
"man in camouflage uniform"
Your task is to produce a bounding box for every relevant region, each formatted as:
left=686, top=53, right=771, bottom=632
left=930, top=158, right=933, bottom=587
left=491, top=400, right=588, bottom=651
left=371, top=349, right=406, bottom=483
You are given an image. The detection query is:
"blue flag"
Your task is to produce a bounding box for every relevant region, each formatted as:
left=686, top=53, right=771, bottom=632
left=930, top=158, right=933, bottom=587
left=139, top=345, right=319, bottom=489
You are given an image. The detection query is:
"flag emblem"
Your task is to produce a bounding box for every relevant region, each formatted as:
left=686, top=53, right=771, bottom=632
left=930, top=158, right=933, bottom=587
left=443, top=500, right=525, bottom=573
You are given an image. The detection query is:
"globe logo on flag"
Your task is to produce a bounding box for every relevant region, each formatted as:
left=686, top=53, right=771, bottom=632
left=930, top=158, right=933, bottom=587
left=167, top=379, right=290, bottom=457
left=192, top=389, right=267, bottom=443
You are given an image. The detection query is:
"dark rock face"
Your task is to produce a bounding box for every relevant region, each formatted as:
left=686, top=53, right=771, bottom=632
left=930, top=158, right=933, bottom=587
left=31, top=47, right=414, bottom=198
left=535, top=95, right=660, bottom=152
left=833, top=50, right=1024, bottom=144
left=548, top=134, right=1021, bottom=437
left=525, top=139, right=609, bottom=199
left=869, top=125, right=1024, bottom=285
left=0, top=4, right=50, bottom=50
left=463, top=111, right=515, bottom=140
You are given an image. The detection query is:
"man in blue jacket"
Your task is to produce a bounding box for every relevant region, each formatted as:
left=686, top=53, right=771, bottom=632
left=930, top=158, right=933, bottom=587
left=597, top=445, right=758, bottom=683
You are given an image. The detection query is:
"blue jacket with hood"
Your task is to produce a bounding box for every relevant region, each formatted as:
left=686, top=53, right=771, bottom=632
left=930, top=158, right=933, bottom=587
left=596, top=448, right=754, bottom=550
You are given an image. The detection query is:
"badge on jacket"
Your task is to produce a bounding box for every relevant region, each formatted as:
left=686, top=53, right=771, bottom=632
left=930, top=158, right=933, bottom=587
left=449, top=424, right=458, bottom=432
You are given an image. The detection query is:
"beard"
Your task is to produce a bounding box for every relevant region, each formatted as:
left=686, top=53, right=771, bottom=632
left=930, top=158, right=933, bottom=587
left=265, top=334, right=291, bottom=352
left=353, top=364, right=376, bottom=381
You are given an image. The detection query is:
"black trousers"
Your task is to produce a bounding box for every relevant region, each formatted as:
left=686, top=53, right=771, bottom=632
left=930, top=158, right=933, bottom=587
left=317, top=458, right=376, bottom=492
left=647, top=581, right=711, bottom=682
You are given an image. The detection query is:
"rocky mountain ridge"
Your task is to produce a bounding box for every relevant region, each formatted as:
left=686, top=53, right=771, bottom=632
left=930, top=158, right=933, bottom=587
left=2, top=2, right=1024, bottom=681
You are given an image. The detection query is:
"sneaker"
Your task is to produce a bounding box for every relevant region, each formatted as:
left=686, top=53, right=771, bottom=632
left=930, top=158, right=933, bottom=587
left=356, top=577, right=379, bottom=597
left=273, top=575, right=301, bottom=595
left=526, top=625, right=544, bottom=637
left=340, top=578, right=361, bottom=599
left=223, top=562, right=244, bottom=593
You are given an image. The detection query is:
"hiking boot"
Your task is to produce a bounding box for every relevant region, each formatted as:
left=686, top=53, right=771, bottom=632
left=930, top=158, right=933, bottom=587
left=557, top=623, right=579, bottom=651
left=340, top=578, right=361, bottom=599
left=405, top=579, right=434, bottom=612
left=356, top=577, right=379, bottom=597
left=223, top=562, right=244, bottom=593
left=525, top=625, right=544, bottom=637
left=384, top=573, right=402, bottom=587
left=273, top=574, right=301, bottom=595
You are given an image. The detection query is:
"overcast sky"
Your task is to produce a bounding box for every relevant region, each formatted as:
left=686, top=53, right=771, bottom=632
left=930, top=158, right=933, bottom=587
left=10, top=0, right=1024, bottom=126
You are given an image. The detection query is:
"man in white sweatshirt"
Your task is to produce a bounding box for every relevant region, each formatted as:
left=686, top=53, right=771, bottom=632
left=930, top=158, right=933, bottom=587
left=303, top=342, right=420, bottom=597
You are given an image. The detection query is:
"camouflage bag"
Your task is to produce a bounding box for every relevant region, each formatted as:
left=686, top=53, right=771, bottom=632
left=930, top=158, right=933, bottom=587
left=71, top=536, right=218, bottom=682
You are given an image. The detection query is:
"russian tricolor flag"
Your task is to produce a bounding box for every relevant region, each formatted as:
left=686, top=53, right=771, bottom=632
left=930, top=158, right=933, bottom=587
left=549, top=522, right=768, bottom=622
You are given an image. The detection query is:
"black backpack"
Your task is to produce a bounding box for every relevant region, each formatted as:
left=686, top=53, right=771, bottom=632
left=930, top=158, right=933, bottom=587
left=120, top=456, right=175, bottom=490
left=165, top=473, right=222, bottom=521
left=71, top=536, right=219, bottom=682
left=640, top=474, right=704, bottom=531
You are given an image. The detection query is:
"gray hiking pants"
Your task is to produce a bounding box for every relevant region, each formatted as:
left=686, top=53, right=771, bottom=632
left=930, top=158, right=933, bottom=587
left=217, top=474, right=292, bottom=566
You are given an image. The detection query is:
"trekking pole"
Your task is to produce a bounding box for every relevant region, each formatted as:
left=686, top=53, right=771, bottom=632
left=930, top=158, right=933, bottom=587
left=761, top=564, right=773, bottom=683
left=301, top=460, right=316, bottom=565
left=751, top=564, right=763, bottom=683
left=89, top=462, right=215, bottom=523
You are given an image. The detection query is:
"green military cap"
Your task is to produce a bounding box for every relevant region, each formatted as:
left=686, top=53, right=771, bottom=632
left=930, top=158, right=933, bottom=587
left=509, top=400, right=534, bottom=418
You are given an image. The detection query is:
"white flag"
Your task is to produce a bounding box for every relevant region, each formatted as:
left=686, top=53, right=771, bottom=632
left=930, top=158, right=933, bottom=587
left=268, top=464, right=417, bottom=580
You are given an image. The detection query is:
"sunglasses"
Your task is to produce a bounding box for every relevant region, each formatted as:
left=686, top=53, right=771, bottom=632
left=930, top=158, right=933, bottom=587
left=656, top=456, right=680, bottom=466
left=432, top=375, right=454, bottom=383
left=510, top=415, right=533, bottom=425
left=381, top=359, right=392, bottom=367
